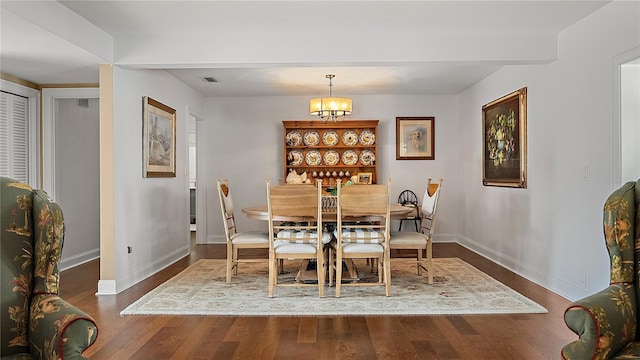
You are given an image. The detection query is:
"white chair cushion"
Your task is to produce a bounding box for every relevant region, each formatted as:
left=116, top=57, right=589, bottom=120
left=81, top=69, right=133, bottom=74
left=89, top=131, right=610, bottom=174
left=276, top=230, right=333, bottom=244
left=274, top=241, right=318, bottom=254
left=341, top=242, right=384, bottom=254
left=333, top=228, right=386, bottom=244
left=389, top=231, right=428, bottom=245
left=231, top=231, right=269, bottom=244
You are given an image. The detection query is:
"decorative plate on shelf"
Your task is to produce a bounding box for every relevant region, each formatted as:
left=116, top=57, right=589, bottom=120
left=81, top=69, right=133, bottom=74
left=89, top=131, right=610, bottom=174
left=305, top=150, right=322, bottom=166
left=286, top=131, right=302, bottom=146
left=360, top=150, right=375, bottom=165
left=323, top=150, right=340, bottom=166
left=341, top=150, right=358, bottom=166
left=303, top=131, right=320, bottom=146
left=342, top=130, right=359, bottom=146
left=359, top=130, right=376, bottom=146
left=322, top=131, right=339, bottom=146
left=288, top=150, right=303, bottom=166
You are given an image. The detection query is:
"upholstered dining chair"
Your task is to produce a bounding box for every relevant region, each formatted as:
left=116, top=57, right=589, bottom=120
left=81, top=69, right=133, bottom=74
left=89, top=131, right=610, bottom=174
left=330, top=179, right=392, bottom=297
left=389, top=178, right=443, bottom=285
left=266, top=179, right=331, bottom=297
left=217, top=179, right=269, bottom=283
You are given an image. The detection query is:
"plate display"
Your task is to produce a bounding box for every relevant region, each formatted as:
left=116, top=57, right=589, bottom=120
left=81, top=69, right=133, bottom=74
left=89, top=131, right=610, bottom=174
left=360, top=150, right=375, bottom=165
left=303, top=131, right=320, bottom=146
left=322, top=131, right=339, bottom=146
left=323, top=150, right=340, bottom=166
left=341, top=150, right=358, bottom=166
left=286, top=131, right=302, bottom=146
left=305, top=150, right=322, bottom=166
left=288, top=150, right=303, bottom=166
left=359, top=130, right=375, bottom=146
left=342, top=130, right=358, bottom=146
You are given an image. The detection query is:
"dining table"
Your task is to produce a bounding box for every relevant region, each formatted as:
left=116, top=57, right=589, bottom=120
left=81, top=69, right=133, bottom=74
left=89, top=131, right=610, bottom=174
left=241, top=203, right=415, bottom=222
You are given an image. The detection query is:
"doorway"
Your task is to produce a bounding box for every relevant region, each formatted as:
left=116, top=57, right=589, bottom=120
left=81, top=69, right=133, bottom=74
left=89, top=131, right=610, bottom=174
left=42, top=88, right=100, bottom=269
left=621, top=58, right=640, bottom=183
left=613, top=47, right=640, bottom=187
left=189, top=113, right=197, bottom=247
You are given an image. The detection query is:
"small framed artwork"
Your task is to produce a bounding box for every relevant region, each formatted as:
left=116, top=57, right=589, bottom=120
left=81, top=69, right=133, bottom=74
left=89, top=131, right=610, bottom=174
left=396, top=117, right=435, bottom=160
left=357, top=172, right=372, bottom=184
left=142, top=96, right=176, bottom=177
left=482, top=87, right=527, bottom=188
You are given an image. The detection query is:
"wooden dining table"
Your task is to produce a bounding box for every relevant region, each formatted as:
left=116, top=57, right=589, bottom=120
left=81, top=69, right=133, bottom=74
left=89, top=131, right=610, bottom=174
left=241, top=203, right=415, bottom=222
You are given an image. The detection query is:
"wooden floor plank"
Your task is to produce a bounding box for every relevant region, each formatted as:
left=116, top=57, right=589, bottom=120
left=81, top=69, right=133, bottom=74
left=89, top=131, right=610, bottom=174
left=58, top=242, right=576, bottom=360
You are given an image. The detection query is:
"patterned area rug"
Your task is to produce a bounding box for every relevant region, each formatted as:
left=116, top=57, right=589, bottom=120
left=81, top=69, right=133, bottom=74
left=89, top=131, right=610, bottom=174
left=120, top=258, right=547, bottom=316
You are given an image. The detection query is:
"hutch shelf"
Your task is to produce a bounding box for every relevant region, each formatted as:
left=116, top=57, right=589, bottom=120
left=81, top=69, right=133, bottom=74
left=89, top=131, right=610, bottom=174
left=283, top=120, right=379, bottom=187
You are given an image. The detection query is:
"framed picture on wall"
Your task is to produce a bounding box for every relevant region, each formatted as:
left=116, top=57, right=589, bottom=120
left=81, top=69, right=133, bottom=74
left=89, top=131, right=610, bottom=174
left=142, top=96, right=176, bottom=177
left=357, top=172, right=372, bottom=184
left=482, top=87, right=527, bottom=188
left=396, top=117, right=435, bottom=160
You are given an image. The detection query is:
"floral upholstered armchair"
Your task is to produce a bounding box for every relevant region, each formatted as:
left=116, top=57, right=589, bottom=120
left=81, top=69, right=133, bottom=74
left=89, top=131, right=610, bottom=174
left=1, top=177, right=98, bottom=359
left=563, top=179, right=640, bottom=359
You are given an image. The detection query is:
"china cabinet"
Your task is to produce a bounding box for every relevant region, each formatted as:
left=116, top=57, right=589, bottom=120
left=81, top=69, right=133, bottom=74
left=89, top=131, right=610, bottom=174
left=283, top=120, right=379, bottom=187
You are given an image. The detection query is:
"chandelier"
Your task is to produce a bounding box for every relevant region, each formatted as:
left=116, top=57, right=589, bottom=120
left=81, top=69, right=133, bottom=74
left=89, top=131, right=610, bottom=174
left=309, top=74, right=352, bottom=123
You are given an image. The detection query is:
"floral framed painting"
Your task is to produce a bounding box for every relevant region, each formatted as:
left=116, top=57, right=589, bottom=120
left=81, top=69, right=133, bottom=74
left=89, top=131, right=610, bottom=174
left=396, top=117, right=435, bottom=160
left=143, top=96, right=176, bottom=177
left=482, top=87, right=527, bottom=188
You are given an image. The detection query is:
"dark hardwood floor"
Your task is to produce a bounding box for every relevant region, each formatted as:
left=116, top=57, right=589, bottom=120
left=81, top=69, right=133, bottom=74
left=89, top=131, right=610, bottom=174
left=60, top=240, right=576, bottom=360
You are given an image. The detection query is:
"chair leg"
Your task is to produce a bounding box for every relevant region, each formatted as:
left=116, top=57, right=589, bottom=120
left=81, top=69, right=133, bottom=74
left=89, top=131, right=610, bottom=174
left=427, top=240, right=433, bottom=285
left=233, top=247, right=239, bottom=275
left=417, top=249, right=423, bottom=276
left=384, top=253, right=391, bottom=296
left=317, top=253, right=325, bottom=298
left=226, top=245, right=233, bottom=283
left=268, top=254, right=276, bottom=298
left=336, top=252, right=343, bottom=298
left=328, top=247, right=334, bottom=287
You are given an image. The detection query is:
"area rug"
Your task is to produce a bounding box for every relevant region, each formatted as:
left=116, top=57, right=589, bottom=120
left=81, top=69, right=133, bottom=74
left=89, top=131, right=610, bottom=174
left=120, top=258, right=547, bottom=316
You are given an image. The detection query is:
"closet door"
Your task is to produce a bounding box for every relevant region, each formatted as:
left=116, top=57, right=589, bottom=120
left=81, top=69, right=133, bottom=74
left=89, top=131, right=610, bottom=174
left=0, top=91, right=29, bottom=183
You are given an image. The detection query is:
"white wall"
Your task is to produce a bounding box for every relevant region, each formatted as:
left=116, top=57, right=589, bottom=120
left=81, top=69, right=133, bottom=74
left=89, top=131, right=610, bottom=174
left=55, top=98, right=100, bottom=269
left=110, top=67, right=204, bottom=292
left=457, top=0, right=640, bottom=301
left=202, top=95, right=460, bottom=244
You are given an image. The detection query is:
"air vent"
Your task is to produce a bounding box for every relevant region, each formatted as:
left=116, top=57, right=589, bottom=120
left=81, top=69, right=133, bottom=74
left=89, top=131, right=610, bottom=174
left=203, top=77, right=220, bottom=83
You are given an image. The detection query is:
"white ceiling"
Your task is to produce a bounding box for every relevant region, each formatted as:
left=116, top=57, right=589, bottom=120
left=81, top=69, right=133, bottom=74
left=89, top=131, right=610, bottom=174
left=0, top=1, right=610, bottom=97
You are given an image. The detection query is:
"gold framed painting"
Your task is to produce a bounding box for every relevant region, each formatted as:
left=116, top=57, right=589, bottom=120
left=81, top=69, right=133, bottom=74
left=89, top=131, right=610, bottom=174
left=396, top=117, right=435, bottom=160
left=482, top=87, right=527, bottom=188
left=143, top=96, right=176, bottom=177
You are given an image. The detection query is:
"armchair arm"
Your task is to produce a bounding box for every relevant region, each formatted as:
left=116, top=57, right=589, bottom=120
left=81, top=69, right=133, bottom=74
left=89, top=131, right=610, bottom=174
left=562, top=284, right=636, bottom=360
left=28, top=294, right=98, bottom=360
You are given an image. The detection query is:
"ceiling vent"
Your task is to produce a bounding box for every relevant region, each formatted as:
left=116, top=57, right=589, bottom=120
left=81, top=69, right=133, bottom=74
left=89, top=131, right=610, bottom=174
left=203, top=77, right=220, bottom=83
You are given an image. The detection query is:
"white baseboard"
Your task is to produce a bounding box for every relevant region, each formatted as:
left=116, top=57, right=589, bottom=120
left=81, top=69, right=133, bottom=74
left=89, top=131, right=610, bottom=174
left=113, top=245, right=190, bottom=294
left=207, top=234, right=226, bottom=244
left=60, top=248, right=100, bottom=271
left=96, top=280, right=116, bottom=295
